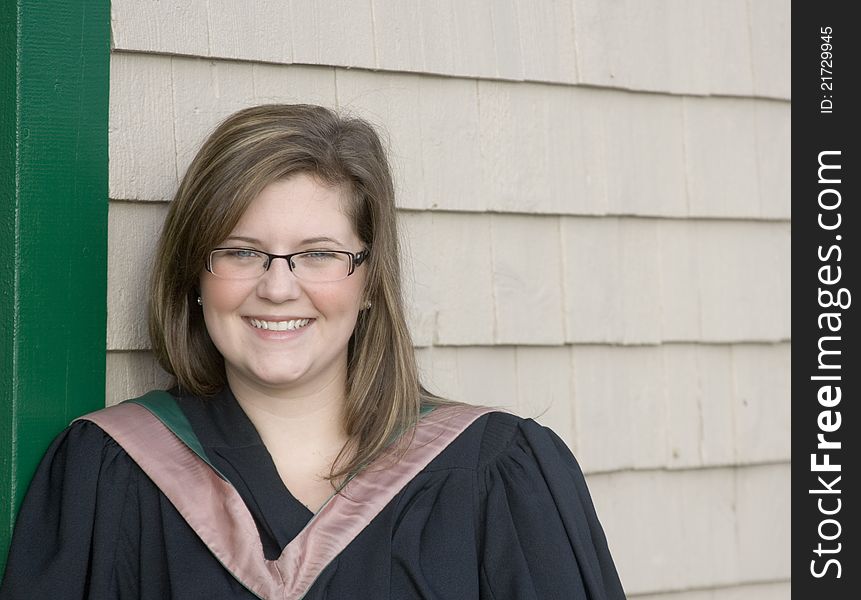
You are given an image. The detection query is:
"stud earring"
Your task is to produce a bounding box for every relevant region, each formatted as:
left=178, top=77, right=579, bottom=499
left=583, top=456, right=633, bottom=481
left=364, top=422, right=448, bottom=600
left=197, top=296, right=203, bottom=306
left=364, top=300, right=372, bottom=310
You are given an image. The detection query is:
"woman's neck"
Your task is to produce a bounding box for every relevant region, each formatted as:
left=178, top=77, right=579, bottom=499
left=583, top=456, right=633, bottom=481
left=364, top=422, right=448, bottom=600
left=226, top=370, right=349, bottom=452
left=226, top=371, right=354, bottom=506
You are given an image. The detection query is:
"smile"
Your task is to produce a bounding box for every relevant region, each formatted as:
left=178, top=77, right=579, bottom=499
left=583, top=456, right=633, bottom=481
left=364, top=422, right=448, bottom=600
left=248, top=318, right=312, bottom=331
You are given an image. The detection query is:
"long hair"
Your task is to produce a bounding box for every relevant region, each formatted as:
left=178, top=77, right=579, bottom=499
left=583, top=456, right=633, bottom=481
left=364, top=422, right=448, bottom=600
left=149, top=104, right=445, bottom=480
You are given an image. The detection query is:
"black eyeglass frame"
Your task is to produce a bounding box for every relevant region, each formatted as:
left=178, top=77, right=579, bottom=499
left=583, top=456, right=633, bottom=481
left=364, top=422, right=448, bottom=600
left=205, top=247, right=371, bottom=280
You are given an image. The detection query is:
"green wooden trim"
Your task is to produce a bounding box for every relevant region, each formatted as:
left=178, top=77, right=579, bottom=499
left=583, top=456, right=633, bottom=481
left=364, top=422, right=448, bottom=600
left=127, top=391, right=226, bottom=479
left=0, top=0, right=110, bottom=576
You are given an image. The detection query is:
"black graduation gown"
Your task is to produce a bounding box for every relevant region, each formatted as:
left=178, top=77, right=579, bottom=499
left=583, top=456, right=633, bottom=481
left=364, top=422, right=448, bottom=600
left=0, top=388, right=626, bottom=599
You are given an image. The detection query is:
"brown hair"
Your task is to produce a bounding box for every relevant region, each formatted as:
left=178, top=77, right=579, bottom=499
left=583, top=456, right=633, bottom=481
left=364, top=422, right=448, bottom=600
left=149, top=104, right=445, bottom=480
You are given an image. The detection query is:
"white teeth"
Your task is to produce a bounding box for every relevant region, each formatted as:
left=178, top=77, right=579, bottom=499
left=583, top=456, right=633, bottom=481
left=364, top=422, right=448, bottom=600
left=249, top=318, right=311, bottom=331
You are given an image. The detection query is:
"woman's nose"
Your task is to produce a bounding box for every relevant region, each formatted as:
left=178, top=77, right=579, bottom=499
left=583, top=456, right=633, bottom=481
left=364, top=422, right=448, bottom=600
left=256, top=257, right=302, bottom=301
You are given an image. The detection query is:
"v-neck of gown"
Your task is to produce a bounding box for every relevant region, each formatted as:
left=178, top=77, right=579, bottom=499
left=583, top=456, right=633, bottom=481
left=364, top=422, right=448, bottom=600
left=172, top=387, right=315, bottom=560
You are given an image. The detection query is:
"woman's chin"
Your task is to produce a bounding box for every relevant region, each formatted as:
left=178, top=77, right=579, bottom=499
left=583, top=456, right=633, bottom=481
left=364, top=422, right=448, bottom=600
left=229, top=363, right=312, bottom=392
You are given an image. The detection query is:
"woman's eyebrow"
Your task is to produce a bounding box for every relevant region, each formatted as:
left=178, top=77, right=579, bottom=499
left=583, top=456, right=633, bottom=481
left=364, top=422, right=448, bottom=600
left=223, top=236, right=262, bottom=245
left=223, top=235, right=344, bottom=245
left=299, top=236, right=343, bottom=245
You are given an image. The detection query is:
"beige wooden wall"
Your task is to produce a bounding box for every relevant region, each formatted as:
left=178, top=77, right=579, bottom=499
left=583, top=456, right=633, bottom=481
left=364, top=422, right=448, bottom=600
left=106, top=1, right=791, bottom=598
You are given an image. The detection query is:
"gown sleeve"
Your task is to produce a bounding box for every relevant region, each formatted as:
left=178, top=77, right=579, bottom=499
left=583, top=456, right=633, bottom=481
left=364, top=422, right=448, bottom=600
left=0, top=421, right=132, bottom=599
left=478, top=413, right=626, bottom=600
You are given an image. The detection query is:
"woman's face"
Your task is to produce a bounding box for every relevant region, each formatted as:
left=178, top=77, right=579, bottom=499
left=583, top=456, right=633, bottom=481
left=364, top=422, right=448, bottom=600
left=199, top=174, right=367, bottom=398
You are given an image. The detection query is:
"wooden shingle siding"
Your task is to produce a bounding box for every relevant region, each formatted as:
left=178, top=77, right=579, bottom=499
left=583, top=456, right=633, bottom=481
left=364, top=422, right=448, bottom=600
left=111, top=55, right=790, bottom=220
left=414, top=343, right=790, bottom=472
left=111, top=0, right=790, bottom=99
left=630, top=580, right=791, bottom=600
left=108, top=206, right=790, bottom=351
left=107, top=1, right=791, bottom=597
left=590, top=464, right=790, bottom=594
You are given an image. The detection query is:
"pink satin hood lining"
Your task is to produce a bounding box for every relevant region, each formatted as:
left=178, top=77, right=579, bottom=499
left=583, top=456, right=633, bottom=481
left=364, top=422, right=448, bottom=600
left=79, top=403, right=497, bottom=600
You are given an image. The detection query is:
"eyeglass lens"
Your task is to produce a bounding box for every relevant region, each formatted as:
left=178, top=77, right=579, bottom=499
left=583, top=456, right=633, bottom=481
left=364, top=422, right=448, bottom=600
left=210, top=249, right=352, bottom=282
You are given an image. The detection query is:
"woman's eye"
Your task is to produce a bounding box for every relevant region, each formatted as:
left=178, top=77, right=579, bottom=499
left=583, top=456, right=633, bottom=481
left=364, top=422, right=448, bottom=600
left=304, top=251, right=338, bottom=261
left=229, top=249, right=260, bottom=259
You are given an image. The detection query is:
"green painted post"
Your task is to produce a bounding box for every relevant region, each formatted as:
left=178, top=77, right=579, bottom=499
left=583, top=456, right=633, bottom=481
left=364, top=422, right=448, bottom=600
left=0, top=0, right=110, bottom=575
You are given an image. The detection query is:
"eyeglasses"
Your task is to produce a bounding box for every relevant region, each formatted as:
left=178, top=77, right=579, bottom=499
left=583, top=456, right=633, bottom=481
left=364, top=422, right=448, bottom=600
left=206, top=248, right=370, bottom=282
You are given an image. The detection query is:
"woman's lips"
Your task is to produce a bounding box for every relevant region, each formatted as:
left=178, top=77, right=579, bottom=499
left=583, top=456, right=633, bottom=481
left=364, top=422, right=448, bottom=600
left=245, top=317, right=315, bottom=339
left=248, top=317, right=312, bottom=331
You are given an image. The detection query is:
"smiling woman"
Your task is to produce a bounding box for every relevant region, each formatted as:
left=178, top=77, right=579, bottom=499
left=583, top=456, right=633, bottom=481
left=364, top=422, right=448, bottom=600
left=0, top=105, right=626, bottom=599
left=198, top=176, right=368, bottom=427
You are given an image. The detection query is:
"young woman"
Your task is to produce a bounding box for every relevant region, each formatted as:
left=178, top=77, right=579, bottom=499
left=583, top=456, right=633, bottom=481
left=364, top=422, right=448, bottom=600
left=0, top=105, right=625, bottom=599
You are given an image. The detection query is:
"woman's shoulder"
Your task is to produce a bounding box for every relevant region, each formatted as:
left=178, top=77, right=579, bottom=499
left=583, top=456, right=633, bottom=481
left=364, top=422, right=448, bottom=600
left=52, top=413, right=126, bottom=456
left=0, top=404, right=162, bottom=599
left=423, top=404, right=573, bottom=474
left=434, top=407, right=627, bottom=599
left=28, top=413, right=139, bottom=492
left=47, top=391, right=185, bottom=472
